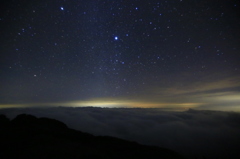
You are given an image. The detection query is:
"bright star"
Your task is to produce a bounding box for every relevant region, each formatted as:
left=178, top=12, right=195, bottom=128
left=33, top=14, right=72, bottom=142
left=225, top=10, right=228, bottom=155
left=114, top=36, right=118, bottom=40
left=60, top=7, right=64, bottom=11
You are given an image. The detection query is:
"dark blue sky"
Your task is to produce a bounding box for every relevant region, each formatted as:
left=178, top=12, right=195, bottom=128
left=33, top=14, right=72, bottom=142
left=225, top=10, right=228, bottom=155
left=1, top=0, right=240, bottom=110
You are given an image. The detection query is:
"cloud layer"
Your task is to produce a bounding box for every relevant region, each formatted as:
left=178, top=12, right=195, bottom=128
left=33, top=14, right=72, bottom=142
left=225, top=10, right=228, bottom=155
left=1, top=107, right=240, bottom=159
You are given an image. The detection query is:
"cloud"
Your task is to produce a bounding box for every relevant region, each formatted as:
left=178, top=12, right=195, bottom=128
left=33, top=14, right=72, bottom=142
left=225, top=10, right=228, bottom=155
left=129, top=74, right=240, bottom=111
left=147, top=75, right=240, bottom=99
left=1, top=107, right=240, bottom=159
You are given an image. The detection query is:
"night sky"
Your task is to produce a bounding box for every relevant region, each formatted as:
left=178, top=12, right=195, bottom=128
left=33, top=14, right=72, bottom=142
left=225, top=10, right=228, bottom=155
left=1, top=0, right=240, bottom=110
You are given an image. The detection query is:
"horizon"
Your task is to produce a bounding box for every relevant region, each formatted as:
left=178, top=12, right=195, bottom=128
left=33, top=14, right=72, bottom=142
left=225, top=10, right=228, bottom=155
left=1, top=105, right=240, bottom=113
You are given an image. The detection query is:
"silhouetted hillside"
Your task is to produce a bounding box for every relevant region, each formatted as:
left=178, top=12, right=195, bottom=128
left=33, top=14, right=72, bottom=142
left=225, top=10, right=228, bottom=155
left=0, top=114, right=185, bottom=159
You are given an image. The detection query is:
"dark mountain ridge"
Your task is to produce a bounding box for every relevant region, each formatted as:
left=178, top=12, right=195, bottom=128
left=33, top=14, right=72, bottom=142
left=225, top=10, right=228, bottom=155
left=0, top=114, right=185, bottom=159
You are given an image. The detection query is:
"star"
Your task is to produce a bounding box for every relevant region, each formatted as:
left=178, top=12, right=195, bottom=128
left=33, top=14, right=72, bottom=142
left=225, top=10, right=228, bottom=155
left=1, top=0, right=240, bottom=113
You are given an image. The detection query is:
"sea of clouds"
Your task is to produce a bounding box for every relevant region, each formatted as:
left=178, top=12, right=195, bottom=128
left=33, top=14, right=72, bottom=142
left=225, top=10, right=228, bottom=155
left=1, top=107, right=240, bottom=159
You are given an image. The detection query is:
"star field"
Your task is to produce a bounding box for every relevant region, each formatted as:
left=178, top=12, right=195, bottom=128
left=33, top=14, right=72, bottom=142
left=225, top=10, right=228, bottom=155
left=1, top=0, right=240, bottom=110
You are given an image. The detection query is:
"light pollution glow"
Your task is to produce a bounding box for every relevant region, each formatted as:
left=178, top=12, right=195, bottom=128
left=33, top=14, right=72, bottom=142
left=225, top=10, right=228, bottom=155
left=1, top=75, right=239, bottom=112
left=0, top=92, right=240, bottom=112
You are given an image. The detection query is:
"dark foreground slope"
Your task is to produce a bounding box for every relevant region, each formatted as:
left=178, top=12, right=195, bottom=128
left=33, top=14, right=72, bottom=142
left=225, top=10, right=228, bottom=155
left=0, top=114, right=184, bottom=159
